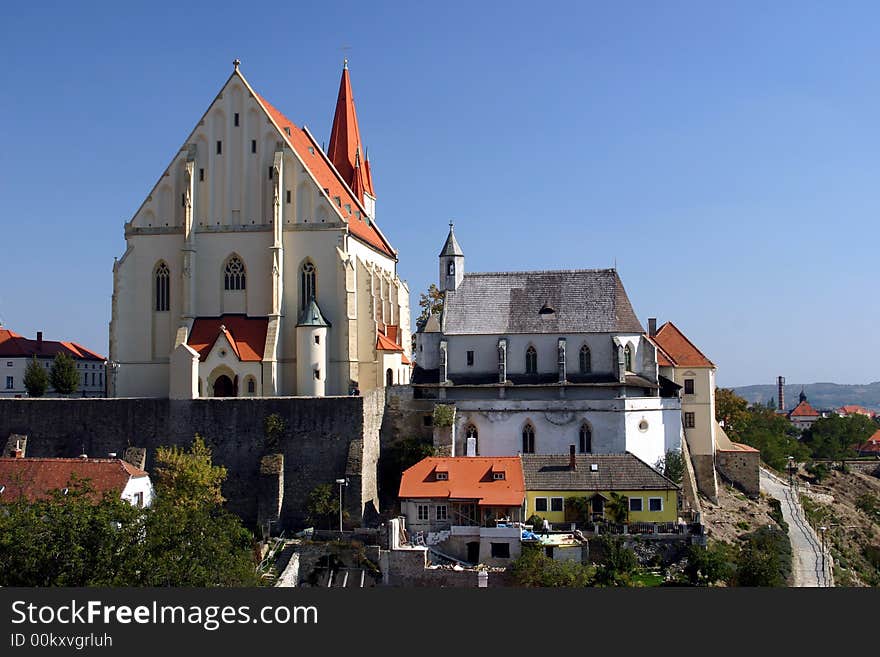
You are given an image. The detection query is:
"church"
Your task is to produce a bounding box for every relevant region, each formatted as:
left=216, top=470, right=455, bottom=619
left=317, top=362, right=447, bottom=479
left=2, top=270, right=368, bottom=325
left=109, top=61, right=411, bottom=398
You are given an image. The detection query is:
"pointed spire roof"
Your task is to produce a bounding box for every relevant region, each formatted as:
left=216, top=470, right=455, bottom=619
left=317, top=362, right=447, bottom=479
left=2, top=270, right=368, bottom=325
left=440, top=222, right=464, bottom=257
left=327, top=62, right=375, bottom=201
left=297, top=299, right=331, bottom=327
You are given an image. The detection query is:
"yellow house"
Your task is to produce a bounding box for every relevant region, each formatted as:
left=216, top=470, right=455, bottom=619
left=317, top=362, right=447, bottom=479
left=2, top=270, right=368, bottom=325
left=521, top=450, right=680, bottom=525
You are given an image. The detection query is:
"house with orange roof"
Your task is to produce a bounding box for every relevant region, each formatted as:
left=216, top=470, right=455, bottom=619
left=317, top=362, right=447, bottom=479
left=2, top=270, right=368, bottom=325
left=109, top=60, right=411, bottom=399
left=398, top=456, right=526, bottom=565
left=836, top=405, right=876, bottom=419
left=854, top=429, right=880, bottom=456
left=788, top=390, right=821, bottom=431
left=0, top=324, right=105, bottom=398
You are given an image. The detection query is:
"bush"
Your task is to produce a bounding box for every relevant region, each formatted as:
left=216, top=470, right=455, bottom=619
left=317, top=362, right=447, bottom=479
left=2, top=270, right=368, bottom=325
left=855, top=493, right=879, bottom=520
left=510, top=546, right=594, bottom=587
left=684, top=542, right=736, bottom=586
left=768, top=498, right=788, bottom=531
left=733, top=527, right=791, bottom=586
left=655, top=449, right=684, bottom=484
left=805, top=462, right=829, bottom=483
left=432, top=404, right=455, bottom=428
left=526, top=514, right=544, bottom=530
left=593, top=536, right=637, bottom=586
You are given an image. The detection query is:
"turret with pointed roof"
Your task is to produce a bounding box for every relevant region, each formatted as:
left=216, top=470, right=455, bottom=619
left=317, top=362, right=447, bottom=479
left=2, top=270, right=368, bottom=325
left=439, top=222, right=465, bottom=292
left=327, top=61, right=375, bottom=213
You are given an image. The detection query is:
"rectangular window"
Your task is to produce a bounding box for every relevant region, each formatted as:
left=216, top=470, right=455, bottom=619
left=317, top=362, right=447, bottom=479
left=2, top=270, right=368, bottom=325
left=423, top=415, right=433, bottom=427
left=216, top=141, right=222, bottom=155
left=493, top=472, right=505, bottom=480
left=5, top=362, right=11, bottom=367
left=435, top=472, right=448, bottom=481
left=314, top=335, right=320, bottom=345
left=99, top=373, right=103, bottom=386
left=534, top=497, right=548, bottom=512
left=313, top=369, right=320, bottom=380
left=251, top=139, right=256, bottom=153
left=83, top=373, right=88, bottom=386
left=91, top=373, right=95, bottom=386
left=286, top=190, right=291, bottom=204
left=268, top=166, right=273, bottom=179
left=490, top=542, right=511, bottom=559
left=550, top=497, right=563, bottom=512
left=5, top=376, right=12, bottom=389
left=629, top=497, right=643, bottom=512
left=417, top=505, right=429, bottom=521
left=436, top=505, right=448, bottom=521
left=649, top=498, right=663, bottom=512
left=684, top=378, right=695, bottom=395
left=685, top=412, right=696, bottom=428
left=199, top=168, right=204, bottom=181
left=234, top=112, right=239, bottom=127
left=466, top=350, right=474, bottom=366
left=134, top=492, right=144, bottom=508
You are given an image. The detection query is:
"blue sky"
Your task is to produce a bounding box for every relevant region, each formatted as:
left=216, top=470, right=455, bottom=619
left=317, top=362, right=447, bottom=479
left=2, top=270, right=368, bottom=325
left=0, top=1, right=877, bottom=388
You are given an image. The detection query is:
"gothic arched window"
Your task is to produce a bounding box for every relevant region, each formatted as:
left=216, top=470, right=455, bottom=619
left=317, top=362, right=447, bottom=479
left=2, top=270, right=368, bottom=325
left=301, top=262, right=316, bottom=309
left=525, top=346, right=537, bottom=374
left=579, top=423, right=592, bottom=453
left=579, top=345, right=591, bottom=374
left=224, top=256, right=246, bottom=291
left=624, top=344, right=633, bottom=373
left=155, top=262, right=170, bottom=311
left=522, top=423, right=535, bottom=454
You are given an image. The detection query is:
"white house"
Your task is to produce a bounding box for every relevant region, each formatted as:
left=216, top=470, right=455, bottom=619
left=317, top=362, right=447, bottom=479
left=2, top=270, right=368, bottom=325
left=413, top=225, right=683, bottom=469
left=0, top=325, right=106, bottom=398
left=109, top=61, right=410, bottom=398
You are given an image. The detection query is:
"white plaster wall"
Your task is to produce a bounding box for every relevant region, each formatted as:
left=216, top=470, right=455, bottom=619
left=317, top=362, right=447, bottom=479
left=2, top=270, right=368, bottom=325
left=121, top=475, right=155, bottom=508
left=0, top=357, right=106, bottom=398
left=296, top=325, right=327, bottom=396
left=672, top=366, right=716, bottom=456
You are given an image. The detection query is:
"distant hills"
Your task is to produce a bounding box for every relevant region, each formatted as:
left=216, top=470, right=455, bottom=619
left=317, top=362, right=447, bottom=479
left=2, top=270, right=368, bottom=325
left=731, top=382, right=880, bottom=413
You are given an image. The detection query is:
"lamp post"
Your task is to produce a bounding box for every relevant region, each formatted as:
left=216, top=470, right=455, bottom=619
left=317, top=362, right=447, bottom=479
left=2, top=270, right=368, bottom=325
left=335, top=478, right=348, bottom=532
left=787, top=456, right=794, bottom=486
left=819, top=525, right=827, bottom=581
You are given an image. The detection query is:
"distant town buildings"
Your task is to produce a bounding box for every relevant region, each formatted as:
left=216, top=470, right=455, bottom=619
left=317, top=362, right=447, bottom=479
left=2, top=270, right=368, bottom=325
left=0, top=324, right=105, bottom=398
left=788, top=390, right=821, bottom=431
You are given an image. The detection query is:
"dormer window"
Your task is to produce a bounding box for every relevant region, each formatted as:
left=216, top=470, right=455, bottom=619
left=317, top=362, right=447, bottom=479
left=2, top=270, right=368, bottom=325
left=493, top=471, right=505, bottom=481
left=436, top=471, right=448, bottom=481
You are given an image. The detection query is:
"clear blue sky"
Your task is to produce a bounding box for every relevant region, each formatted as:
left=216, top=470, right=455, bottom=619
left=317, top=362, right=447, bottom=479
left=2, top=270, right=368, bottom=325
left=1, top=1, right=877, bottom=388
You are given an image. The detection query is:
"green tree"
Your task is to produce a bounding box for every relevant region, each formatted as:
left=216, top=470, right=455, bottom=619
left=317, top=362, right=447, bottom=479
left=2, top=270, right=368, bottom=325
left=510, top=546, right=595, bottom=587
left=593, top=535, right=638, bottom=586
left=417, top=283, right=444, bottom=326
left=802, top=414, right=876, bottom=460
left=733, top=527, right=791, bottom=586
left=23, top=356, right=49, bottom=397
left=715, top=388, right=751, bottom=441
left=306, top=483, right=343, bottom=529
left=49, top=352, right=79, bottom=395
left=153, top=434, right=227, bottom=509
left=655, top=449, right=684, bottom=484
left=564, top=496, right=590, bottom=523
left=606, top=492, right=629, bottom=523
left=684, top=542, right=735, bottom=586
left=264, top=413, right=286, bottom=451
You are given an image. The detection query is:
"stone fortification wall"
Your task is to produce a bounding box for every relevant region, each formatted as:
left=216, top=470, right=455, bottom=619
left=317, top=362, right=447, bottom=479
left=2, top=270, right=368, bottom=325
left=0, top=392, right=385, bottom=530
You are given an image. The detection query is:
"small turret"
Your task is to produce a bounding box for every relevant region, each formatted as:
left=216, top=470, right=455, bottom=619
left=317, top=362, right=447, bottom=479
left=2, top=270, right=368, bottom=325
left=296, top=299, right=330, bottom=397
left=439, top=222, right=464, bottom=292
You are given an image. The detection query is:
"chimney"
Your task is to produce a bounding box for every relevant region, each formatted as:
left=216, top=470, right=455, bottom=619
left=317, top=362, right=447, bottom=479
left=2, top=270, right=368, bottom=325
left=777, top=376, right=785, bottom=411
left=648, top=318, right=657, bottom=337
left=36, top=331, right=43, bottom=350
left=79, top=453, right=88, bottom=459
left=13, top=447, right=23, bottom=459
left=108, top=452, right=117, bottom=458
left=569, top=444, right=576, bottom=470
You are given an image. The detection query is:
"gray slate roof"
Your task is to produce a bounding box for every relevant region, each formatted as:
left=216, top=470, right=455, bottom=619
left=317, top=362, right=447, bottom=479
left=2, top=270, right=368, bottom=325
left=439, top=227, right=464, bottom=256
left=521, top=453, right=679, bottom=491
left=442, top=269, right=643, bottom=335
left=297, top=299, right=330, bottom=327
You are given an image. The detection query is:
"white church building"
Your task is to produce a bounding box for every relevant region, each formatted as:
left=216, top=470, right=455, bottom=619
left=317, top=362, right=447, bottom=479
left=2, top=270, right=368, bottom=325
left=413, top=225, right=683, bottom=469
left=110, top=61, right=411, bottom=398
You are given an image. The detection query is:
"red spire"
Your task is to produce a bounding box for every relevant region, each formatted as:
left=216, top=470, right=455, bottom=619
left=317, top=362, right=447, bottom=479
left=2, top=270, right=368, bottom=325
left=327, top=61, right=375, bottom=202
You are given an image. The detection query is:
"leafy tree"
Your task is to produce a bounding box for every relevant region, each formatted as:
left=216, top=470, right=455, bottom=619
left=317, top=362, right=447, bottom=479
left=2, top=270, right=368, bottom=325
left=606, top=492, right=629, bottom=523
left=378, top=436, right=436, bottom=509
left=510, top=546, right=595, bottom=587
left=802, top=414, right=876, bottom=460
left=49, top=352, right=79, bottom=395
left=564, top=496, right=590, bottom=523
left=593, top=535, right=638, bottom=586
left=264, top=413, right=286, bottom=451
left=655, top=449, right=684, bottom=484
left=306, top=483, right=344, bottom=529
left=23, top=356, right=48, bottom=397
left=416, top=283, right=444, bottom=326
left=733, top=527, right=791, bottom=586
left=153, top=434, right=227, bottom=510
left=715, top=388, right=751, bottom=441
left=684, top=542, right=735, bottom=586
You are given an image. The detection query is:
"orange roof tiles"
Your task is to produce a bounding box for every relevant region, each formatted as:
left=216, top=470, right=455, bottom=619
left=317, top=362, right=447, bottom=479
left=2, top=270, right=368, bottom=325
left=376, top=332, right=403, bottom=352
left=0, top=327, right=104, bottom=360
left=253, top=92, right=393, bottom=257
left=789, top=400, right=820, bottom=418
left=0, top=458, right=147, bottom=503
left=652, top=322, right=715, bottom=368
left=399, top=457, right=525, bottom=507
left=718, top=442, right=760, bottom=453
left=327, top=65, right=375, bottom=199
left=839, top=405, right=876, bottom=418
left=856, top=429, right=880, bottom=454
left=187, top=316, right=268, bottom=362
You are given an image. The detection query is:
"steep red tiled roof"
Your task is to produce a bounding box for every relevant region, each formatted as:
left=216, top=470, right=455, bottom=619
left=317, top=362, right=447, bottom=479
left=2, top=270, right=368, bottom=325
left=789, top=400, right=820, bottom=418
left=253, top=93, right=393, bottom=257
left=376, top=332, right=403, bottom=352
left=401, top=353, right=411, bottom=366
left=399, top=457, right=525, bottom=507
left=327, top=65, right=375, bottom=199
left=652, top=322, right=715, bottom=368
left=855, top=429, right=880, bottom=454
left=0, top=327, right=104, bottom=361
left=187, top=316, right=268, bottom=362
left=0, top=458, right=147, bottom=503
left=838, top=405, right=876, bottom=418
left=645, top=336, right=675, bottom=367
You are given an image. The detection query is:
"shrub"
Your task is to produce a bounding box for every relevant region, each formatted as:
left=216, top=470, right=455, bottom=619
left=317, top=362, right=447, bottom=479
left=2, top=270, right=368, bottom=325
left=768, top=498, right=788, bottom=531
left=684, top=542, right=736, bottom=586
left=510, top=546, right=594, bottom=587
left=432, top=404, right=455, bottom=428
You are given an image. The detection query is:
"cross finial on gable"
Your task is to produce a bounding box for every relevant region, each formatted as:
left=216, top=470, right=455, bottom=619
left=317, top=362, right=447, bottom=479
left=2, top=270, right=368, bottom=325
left=233, top=59, right=241, bottom=71
left=449, top=220, right=454, bottom=229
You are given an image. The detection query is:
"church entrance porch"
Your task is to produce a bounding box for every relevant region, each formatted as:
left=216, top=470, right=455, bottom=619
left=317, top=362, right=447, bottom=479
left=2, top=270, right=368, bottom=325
left=213, top=375, right=236, bottom=397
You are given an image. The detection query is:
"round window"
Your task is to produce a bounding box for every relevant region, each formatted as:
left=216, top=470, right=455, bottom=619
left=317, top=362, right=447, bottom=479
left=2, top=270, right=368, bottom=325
left=638, top=419, right=649, bottom=432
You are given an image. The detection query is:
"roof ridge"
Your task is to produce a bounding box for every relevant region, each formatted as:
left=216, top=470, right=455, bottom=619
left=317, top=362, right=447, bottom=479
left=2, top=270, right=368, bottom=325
left=464, top=268, right=617, bottom=277
left=655, top=321, right=715, bottom=368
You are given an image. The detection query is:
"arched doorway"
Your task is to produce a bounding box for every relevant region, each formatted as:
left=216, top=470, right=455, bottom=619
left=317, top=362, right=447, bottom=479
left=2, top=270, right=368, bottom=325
left=213, top=375, right=235, bottom=397
left=386, top=368, right=394, bottom=386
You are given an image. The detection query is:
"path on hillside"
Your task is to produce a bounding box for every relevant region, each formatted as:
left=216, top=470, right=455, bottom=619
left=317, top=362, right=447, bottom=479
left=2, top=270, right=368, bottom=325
left=759, top=469, right=832, bottom=587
